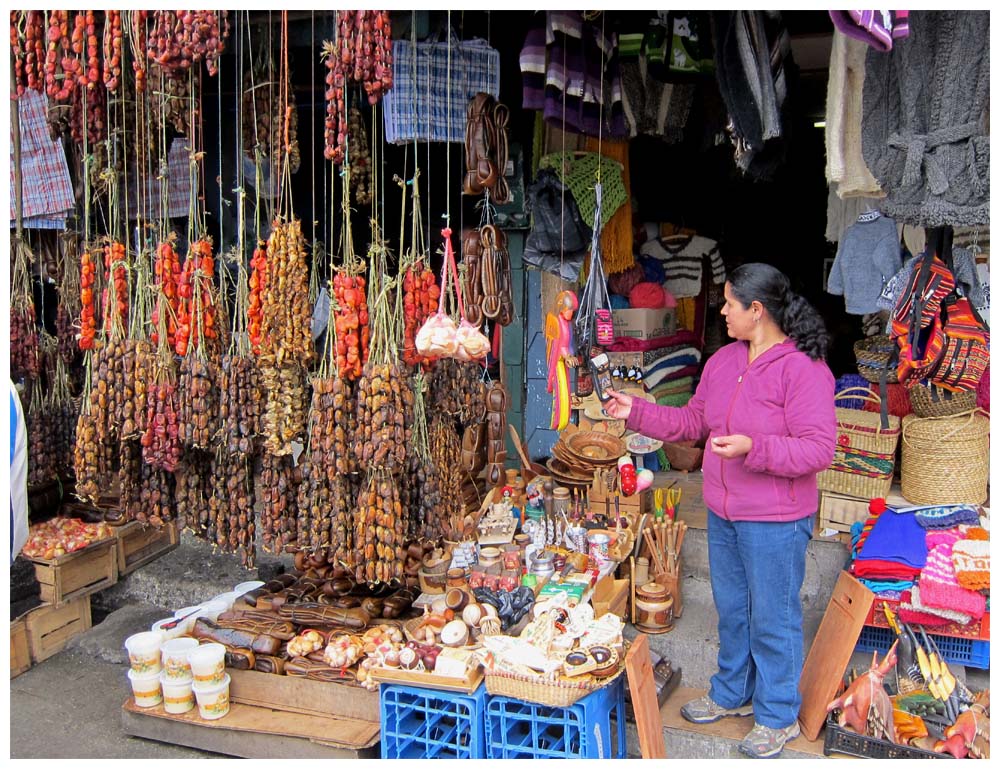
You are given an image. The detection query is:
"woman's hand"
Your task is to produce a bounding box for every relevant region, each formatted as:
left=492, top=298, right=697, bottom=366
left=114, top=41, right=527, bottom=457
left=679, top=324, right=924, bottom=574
left=710, top=434, right=753, bottom=459
left=602, top=389, right=634, bottom=420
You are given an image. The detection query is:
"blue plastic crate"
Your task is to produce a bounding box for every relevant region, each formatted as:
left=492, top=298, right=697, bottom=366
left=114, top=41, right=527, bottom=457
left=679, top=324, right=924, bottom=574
left=380, top=682, right=488, bottom=759
left=856, top=625, right=990, bottom=670
left=484, top=677, right=627, bottom=759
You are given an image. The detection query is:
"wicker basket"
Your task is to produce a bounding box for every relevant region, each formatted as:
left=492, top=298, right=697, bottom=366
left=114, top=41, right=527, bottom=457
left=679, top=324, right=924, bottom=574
left=854, top=335, right=899, bottom=384
left=901, top=410, right=990, bottom=504
left=484, top=666, right=623, bottom=708
left=816, top=387, right=901, bottom=500
left=908, top=382, right=978, bottom=418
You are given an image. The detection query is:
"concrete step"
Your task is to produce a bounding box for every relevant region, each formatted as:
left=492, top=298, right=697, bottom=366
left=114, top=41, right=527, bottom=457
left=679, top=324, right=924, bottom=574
left=93, top=530, right=293, bottom=617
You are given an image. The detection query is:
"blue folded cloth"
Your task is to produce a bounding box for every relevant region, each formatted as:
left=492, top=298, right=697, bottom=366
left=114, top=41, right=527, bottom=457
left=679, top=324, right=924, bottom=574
left=855, top=508, right=928, bottom=568
left=858, top=579, right=914, bottom=597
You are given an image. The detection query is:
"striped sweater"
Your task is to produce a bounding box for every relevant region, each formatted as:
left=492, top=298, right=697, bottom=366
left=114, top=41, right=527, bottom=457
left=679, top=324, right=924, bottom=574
left=639, top=234, right=725, bottom=298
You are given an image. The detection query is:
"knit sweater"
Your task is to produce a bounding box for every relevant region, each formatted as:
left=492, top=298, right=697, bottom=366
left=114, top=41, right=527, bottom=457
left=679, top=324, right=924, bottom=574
left=639, top=234, right=724, bottom=299
left=827, top=214, right=902, bottom=314
left=861, top=11, right=990, bottom=227
left=825, top=31, right=883, bottom=199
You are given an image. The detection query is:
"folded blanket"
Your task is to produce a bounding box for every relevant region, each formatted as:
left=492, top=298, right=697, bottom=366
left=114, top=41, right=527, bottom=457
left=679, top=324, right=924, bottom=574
left=643, top=347, right=702, bottom=389
left=607, top=329, right=701, bottom=353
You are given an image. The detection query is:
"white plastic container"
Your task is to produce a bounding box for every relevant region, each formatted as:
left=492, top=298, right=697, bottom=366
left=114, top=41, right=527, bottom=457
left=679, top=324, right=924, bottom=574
left=127, top=667, right=163, bottom=708
left=160, top=637, right=199, bottom=682
left=151, top=617, right=188, bottom=642
left=124, top=631, right=165, bottom=675
left=196, top=599, right=229, bottom=623
left=233, top=580, right=264, bottom=596
left=160, top=672, right=195, bottom=714
left=208, top=591, right=240, bottom=612
left=172, top=605, right=205, bottom=634
left=188, top=642, right=226, bottom=685
left=192, top=672, right=231, bottom=720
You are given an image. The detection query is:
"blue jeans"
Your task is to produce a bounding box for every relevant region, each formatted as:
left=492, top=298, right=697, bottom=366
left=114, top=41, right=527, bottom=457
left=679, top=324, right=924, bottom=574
left=707, top=511, right=813, bottom=729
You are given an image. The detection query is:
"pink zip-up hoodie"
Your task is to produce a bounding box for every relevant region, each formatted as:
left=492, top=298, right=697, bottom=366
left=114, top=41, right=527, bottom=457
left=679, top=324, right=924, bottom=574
left=626, top=339, right=836, bottom=522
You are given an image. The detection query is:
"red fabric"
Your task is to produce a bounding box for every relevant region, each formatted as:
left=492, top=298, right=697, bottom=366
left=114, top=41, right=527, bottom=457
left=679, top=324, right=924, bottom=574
left=977, top=364, right=989, bottom=412
left=851, top=558, right=922, bottom=580
left=607, top=329, right=702, bottom=352
left=861, top=383, right=913, bottom=418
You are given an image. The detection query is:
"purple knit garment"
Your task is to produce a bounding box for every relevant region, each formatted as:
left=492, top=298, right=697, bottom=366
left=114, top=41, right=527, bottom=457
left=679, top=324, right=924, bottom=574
left=828, top=10, right=909, bottom=52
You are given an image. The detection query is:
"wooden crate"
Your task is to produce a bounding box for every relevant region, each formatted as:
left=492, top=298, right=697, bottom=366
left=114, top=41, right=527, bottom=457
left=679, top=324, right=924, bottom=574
left=11, top=617, right=32, bottom=678
left=114, top=520, right=179, bottom=576
left=28, top=537, right=118, bottom=605
left=24, top=595, right=93, bottom=664
left=589, top=485, right=652, bottom=515
left=818, top=491, right=870, bottom=533
left=228, top=669, right=380, bottom=723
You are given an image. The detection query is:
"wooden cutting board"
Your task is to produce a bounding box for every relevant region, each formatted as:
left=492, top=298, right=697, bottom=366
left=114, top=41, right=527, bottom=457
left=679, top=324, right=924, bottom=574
left=625, top=632, right=667, bottom=758
left=797, top=571, right=875, bottom=741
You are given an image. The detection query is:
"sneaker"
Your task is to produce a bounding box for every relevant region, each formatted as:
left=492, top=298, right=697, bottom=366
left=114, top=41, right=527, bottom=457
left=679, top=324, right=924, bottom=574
left=738, top=721, right=801, bottom=759
left=680, top=695, right=754, bottom=724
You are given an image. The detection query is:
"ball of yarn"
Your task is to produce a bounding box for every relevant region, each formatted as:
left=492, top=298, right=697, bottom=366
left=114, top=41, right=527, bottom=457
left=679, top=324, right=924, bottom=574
left=976, top=364, right=989, bottom=412
left=629, top=282, right=668, bottom=309
left=834, top=374, right=870, bottom=409
left=609, top=294, right=630, bottom=310
left=608, top=263, right=645, bottom=296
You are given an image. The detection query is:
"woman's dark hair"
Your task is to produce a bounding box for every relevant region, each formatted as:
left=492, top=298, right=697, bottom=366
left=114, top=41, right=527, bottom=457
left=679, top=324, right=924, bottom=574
left=728, top=263, right=830, bottom=360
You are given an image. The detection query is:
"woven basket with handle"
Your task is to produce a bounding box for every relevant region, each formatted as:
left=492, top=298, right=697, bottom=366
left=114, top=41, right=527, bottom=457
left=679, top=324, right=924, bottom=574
left=907, top=382, right=978, bottom=418
left=854, top=335, right=899, bottom=384
left=816, top=387, right=901, bottom=500
left=901, top=410, right=990, bottom=504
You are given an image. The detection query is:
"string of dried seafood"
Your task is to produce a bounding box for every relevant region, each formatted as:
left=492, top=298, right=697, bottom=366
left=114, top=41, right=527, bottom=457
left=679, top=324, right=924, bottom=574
left=403, top=372, right=446, bottom=542
left=11, top=235, right=39, bottom=381
left=242, top=55, right=300, bottom=173
left=428, top=357, right=488, bottom=426
left=56, top=232, right=81, bottom=367
left=26, top=379, right=57, bottom=488
left=353, top=468, right=406, bottom=584
left=73, top=354, right=114, bottom=503
left=260, top=452, right=301, bottom=555
left=141, top=292, right=183, bottom=473
left=429, top=412, right=466, bottom=541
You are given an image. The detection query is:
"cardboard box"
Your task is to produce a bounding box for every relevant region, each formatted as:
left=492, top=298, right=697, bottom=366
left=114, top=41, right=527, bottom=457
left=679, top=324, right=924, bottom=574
left=611, top=308, right=676, bottom=341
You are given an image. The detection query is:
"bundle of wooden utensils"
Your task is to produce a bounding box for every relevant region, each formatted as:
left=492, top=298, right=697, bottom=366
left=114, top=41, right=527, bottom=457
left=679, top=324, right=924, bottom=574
left=641, top=519, right=687, bottom=582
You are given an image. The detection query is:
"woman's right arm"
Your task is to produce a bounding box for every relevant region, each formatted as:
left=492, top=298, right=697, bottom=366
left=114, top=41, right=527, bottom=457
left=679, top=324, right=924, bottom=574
left=624, top=370, right=710, bottom=443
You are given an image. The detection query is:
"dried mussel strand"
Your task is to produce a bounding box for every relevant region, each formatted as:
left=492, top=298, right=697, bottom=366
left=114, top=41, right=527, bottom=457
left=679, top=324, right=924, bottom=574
left=137, top=461, right=176, bottom=528
left=353, top=469, right=405, bottom=585
left=260, top=452, right=300, bottom=555
left=11, top=236, right=40, bottom=381
left=429, top=413, right=465, bottom=541
left=118, top=438, right=144, bottom=522
left=73, top=353, right=110, bottom=503
left=260, top=360, right=308, bottom=457
left=176, top=453, right=211, bottom=535
left=26, top=379, right=57, bottom=488
left=261, top=219, right=313, bottom=367
left=141, top=307, right=184, bottom=473
left=56, top=232, right=82, bottom=366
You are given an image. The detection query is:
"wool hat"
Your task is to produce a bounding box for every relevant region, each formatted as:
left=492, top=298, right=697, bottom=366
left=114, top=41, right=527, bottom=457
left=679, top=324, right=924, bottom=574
left=856, top=509, right=928, bottom=568
left=925, top=528, right=964, bottom=550
left=899, top=586, right=972, bottom=626
left=918, top=543, right=987, bottom=620
left=913, top=505, right=982, bottom=530
left=952, top=540, right=990, bottom=592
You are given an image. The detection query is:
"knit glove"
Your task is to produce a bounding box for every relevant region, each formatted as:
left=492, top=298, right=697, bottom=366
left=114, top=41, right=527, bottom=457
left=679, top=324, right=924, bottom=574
left=952, top=539, right=990, bottom=592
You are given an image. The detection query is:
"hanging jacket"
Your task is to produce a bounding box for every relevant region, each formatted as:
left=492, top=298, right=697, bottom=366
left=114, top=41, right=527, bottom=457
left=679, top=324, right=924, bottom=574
left=626, top=339, right=836, bottom=522
left=861, top=11, right=990, bottom=227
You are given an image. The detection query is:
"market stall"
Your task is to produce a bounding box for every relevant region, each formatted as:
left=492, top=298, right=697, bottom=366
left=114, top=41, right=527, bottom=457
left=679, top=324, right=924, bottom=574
left=9, top=8, right=990, bottom=762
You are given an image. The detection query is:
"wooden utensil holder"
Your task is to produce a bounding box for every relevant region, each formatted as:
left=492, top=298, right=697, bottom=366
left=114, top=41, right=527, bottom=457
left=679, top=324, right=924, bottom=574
left=655, top=557, right=683, bottom=618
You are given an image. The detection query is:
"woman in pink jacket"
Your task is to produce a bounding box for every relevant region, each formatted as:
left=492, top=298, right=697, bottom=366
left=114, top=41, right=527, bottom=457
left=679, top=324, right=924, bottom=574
left=604, top=263, right=836, bottom=759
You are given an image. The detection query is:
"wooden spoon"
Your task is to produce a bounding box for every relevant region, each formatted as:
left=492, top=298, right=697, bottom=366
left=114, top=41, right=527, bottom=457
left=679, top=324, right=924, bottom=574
left=507, top=424, right=546, bottom=480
